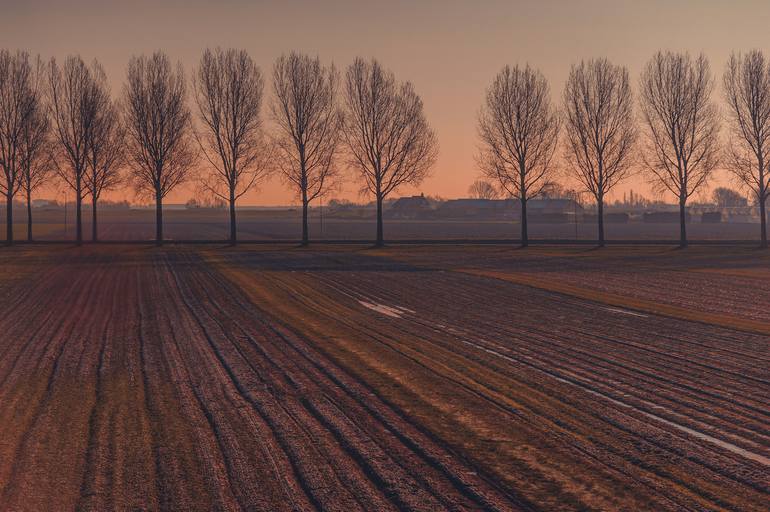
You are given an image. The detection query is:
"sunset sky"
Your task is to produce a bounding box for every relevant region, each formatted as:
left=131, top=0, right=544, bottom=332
left=3, top=0, right=770, bottom=205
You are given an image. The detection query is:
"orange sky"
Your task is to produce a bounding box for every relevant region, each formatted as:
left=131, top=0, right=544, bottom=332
left=3, top=0, right=770, bottom=205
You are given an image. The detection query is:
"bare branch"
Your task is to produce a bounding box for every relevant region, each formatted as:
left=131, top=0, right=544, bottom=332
left=47, top=55, right=106, bottom=244
left=639, top=51, right=720, bottom=246
left=477, top=64, right=559, bottom=200
left=123, top=51, right=195, bottom=200
left=562, top=58, right=636, bottom=244
left=194, top=48, right=272, bottom=242
left=84, top=97, right=124, bottom=203
left=1, top=52, right=50, bottom=243
left=19, top=56, right=53, bottom=199
left=341, top=57, right=437, bottom=244
left=639, top=52, right=719, bottom=201
left=0, top=50, right=39, bottom=205
left=467, top=179, right=499, bottom=200
left=477, top=63, right=559, bottom=245
left=723, top=50, right=770, bottom=246
left=270, top=52, right=341, bottom=244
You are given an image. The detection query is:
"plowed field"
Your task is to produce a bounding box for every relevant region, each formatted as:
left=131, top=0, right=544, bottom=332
left=0, top=244, right=767, bottom=511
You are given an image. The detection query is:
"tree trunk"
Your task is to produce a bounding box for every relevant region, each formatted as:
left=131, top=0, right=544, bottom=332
left=760, top=196, right=768, bottom=248
left=229, top=188, right=237, bottom=245
left=26, top=188, right=32, bottom=242
left=375, top=194, right=384, bottom=247
left=679, top=197, right=688, bottom=248
left=300, top=148, right=309, bottom=247
left=301, top=194, right=309, bottom=247
left=520, top=196, right=528, bottom=248
left=92, top=194, right=98, bottom=242
left=597, top=196, right=605, bottom=247
left=6, top=189, right=13, bottom=246
left=75, top=179, right=82, bottom=246
left=155, top=191, right=163, bottom=246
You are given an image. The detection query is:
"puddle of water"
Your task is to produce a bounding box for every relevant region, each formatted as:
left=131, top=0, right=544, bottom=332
left=562, top=378, right=770, bottom=466
left=447, top=329, right=770, bottom=467
left=359, top=301, right=403, bottom=318
left=602, top=306, right=648, bottom=318
left=645, top=412, right=770, bottom=466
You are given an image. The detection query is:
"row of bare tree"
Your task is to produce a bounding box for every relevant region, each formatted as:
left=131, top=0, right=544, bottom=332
left=478, top=51, right=770, bottom=248
left=0, top=49, right=437, bottom=246
left=4, top=48, right=770, bottom=248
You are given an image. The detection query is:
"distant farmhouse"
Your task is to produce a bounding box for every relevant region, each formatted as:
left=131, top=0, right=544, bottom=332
left=436, top=198, right=516, bottom=219
left=525, top=198, right=583, bottom=223
left=384, top=195, right=583, bottom=221
left=386, top=194, right=432, bottom=219
left=31, top=199, right=53, bottom=208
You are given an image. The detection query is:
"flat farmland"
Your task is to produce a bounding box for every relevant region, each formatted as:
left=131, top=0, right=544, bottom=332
left=3, top=207, right=769, bottom=242
left=0, top=244, right=767, bottom=511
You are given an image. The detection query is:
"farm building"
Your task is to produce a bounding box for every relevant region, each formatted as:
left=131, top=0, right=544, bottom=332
left=526, top=198, right=583, bottom=223
left=435, top=197, right=583, bottom=221
left=435, top=198, right=516, bottom=219
left=643, top=211, right=692, bottom=223
left=386, top=194, right=432, bottom=219
left=525, top=198, right=583, bottom=215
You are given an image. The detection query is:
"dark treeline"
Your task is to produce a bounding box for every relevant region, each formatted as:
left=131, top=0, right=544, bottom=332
left=0, top=48, right=769, bottom=247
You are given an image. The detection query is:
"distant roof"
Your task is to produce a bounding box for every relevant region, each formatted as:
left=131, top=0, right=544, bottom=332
left=438, top=197, right=582, bottom=211
left=527, top=198, right=581, bottom=209
left=440, top=198, right=513, bottom=209
left=391, top=195, right=430, bottom=207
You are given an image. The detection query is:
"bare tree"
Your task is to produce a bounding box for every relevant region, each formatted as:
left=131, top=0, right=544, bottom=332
left=341, top=58, right=437, bottom=246
left=724, top=50, right=770, bottom=247
left=468, top=179, right=499, bottom=200
left=85, top=98, right=123, bottom=241
left=48, top=55, right=104, bottom=246
left=124, top=51, right=195, bottom=245
left=538, top=181, right=566, bottom=199
left=18, top=59, right=52, bottom=242
left=0, top=50, right=39, bottom=245
left=712, top=186, right=747, bottom=207
left=563, top=58, right=636, bottom=246
left=194, top=48, right=271, bottom=245
left=478, top=64, right=559, bottom=246
left=271, top=52, right=341, bottom=246
left=640, top=51, right=719, bottom=248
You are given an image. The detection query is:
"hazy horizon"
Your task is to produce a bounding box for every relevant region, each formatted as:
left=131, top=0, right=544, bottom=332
left=4, top=0, right=770, bottom=205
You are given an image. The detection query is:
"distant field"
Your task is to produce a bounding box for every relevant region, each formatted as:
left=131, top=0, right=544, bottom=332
left=0, top=243, right=767, bottom=510
left=1, top=207, right=768, bottom=242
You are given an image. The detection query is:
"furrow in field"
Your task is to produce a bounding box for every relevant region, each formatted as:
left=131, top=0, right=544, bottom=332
left=168, top=250, right=512, bottom=511
left=235, top=262, right=768, bottom=511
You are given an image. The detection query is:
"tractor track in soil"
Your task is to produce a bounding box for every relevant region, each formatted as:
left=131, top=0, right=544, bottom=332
left=0, top=246, right=525, bottom=511
left=209, top=246, right=769, bottom=511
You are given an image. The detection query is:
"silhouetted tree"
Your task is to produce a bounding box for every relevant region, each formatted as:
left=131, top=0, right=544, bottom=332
left=18, top=58, right=52, bottom=242
left=712, top=186, right=748, bottom=207
left=724, top=50, right=770, bottom=247
left=640, top=51, right=719, bottom=248
left=124, top=51, right=195, bottom=245
left=194, top=48, right=271, bottom=245
left=0, top=50, right=40, bottom=245
left=48, top=55, right=104, bottom=246
left=478, top=64, right=560, bottom=247
left=563, top=58, right=636, bottom=246
left=85, top=95, right=123, bottom=241
left=538, top=181, right=566, bottom=199
left=468, top=179, right=499, bottom=200
left=271, top=52, right=341, bottom=246
left=342, top=58, right=437, bottom=246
